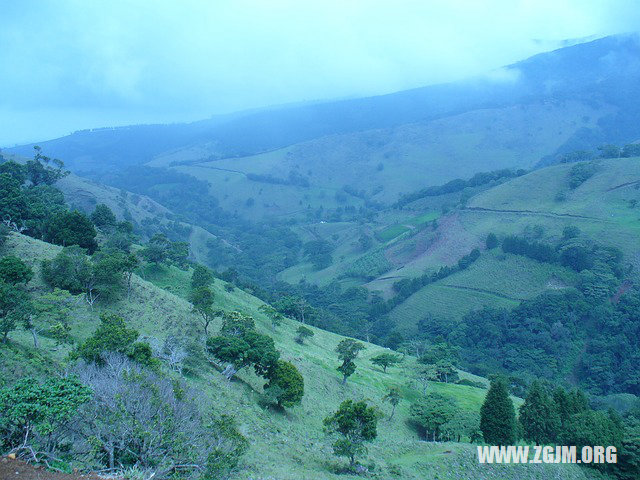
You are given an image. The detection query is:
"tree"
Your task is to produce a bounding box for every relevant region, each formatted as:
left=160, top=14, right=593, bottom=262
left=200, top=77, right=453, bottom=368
left=71, top=313, right=143, bottom=364
left=409, top=393, right=457, bottom=441
left=441, top=411, right=482, bottom=443
left=30, top=288, right=75, bottom=348
left=383, top=387, right=401, bottom=419
left=189, top=286, right=217, bottom=335
left=486, top=233, right=499, bottom=249
left=0, top=376, right=91, bottom=462
left=206, top=315, right=279, bottom=381
left=0, top=173, right=28, bottom=228
left=122, top=253, right=139, bottom=300
left=295, top=325, right=314, bottom=344
left=264, top=360, right=304, bottom=408
left=323, top=400, right=379, bottom=467
left=70, top=356, right=247, bottom=477
left=41, top=246, right=92, bottom=295
left=258, top=304, right=284, bottom=331
left=45, top=210, right=98, bottom=253
left=336, top=338, right=365, bottom=384
left=140, top=233, right=171, bottom=265
left=90, top=204, right=116, bottom=229
left=27, top=146, right=67, bottom=186
left=0, top=256, right=33, bottom=284
left=191, top=264, right=213, bottom=289
left=480, top=377, right=517, bottom=445
left=273, top=295, right=315, bottom=324
left=0, top=281, right=32, bottom=343
left=371, top=352, right=402, bottom=373
left=519, top=381, right=560, bottom=444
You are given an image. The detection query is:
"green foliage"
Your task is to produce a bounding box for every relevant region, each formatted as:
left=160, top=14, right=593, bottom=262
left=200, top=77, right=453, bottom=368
left=258, top=304, right=284, bottom=330
left=519, top=381, right=561, bottom=444
left=0, top=172, right=28, bottom=225
left=41, top=245, right=91, bottom=294
left=485, top=232, right=499, bottom=249
left=336, top=338, right=365, bottom=384
left=568, top=162, right=598, bottom=189
left=191, top=264, right=214, bottom=289
left=207, top=312, right=280, bottom=381
left=419, top=342, right=460, bottom=366
left=621, top=143, right=640, bottom=158
left=480, top=377, right=516, bottom=445
left=72, top=313, right=140, bottom=364
left=45, top=210, right=98, bottom=253
left=0, top=225, right=8, bottom=248
left=382, top=386, right=401, bottom=419
left=189, top=285, right=216, bottom=334
left=345, top=248, right=392, bottom=280
left=441, top=411, right=482, bottom=443
left=28, top=146, right=68, bottom=186
left=265, top=360, right=304, bottom=408
left=409, top=393, right=458, bottom=441
left=0, top=256, right=33, bottom=284
left=324, top=400, right=379, bottom=466
left=0, top=281, right=32, bottom=342
left=204, top=415, right=249, bottom=480
left=295, top=325, right=314, bottom=344
left=90, top=203, right=116, bottom=228
left=501, top=235, right=557, bottom=263
left=0, top=376, right=91, bottom=449
left=370, top=352, right=402, bottom=373
left=42, top=246, right=128, bottom=304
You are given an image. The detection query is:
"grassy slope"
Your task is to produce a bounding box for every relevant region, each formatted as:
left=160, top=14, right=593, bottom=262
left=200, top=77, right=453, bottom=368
left=386, top=158, right=640, bottom=331
left=151, top=100, right=608, bottom=223
left=0, top=233, right=598, bottom=480
left=389, top=251, right=579, bottom=334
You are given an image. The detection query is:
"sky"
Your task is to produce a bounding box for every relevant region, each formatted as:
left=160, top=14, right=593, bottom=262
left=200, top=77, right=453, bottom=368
left=1, top=0, right=640, bottom=146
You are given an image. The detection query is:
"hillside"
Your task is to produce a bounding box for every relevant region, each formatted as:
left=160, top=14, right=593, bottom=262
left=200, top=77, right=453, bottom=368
left=0, top=232, right=600, bottom=480
left=7, top=35, right=640, bottom=201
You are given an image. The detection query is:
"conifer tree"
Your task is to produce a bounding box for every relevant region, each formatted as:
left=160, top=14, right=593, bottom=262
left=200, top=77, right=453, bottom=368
left=519, top=381, right=560, bottom=444
left=480, top=377, right=516, bottom=445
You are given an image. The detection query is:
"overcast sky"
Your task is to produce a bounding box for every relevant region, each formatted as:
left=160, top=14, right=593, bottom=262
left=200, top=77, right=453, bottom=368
left=1, top=0, right=639, bottom=146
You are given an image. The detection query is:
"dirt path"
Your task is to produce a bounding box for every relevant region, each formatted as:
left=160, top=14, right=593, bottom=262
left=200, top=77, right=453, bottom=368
left=463, top=206, right=604, bottom=221
left=440, top=283, right=524, bottom=302
left=0, top=456, right=116, bottom=480
left=607, top=180, right=640, bottom=191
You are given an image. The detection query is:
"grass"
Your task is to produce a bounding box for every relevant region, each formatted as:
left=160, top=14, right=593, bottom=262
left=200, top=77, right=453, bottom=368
left=0, top=232, right=596, bottom=479
left=376, top=224, right=411, bottom=242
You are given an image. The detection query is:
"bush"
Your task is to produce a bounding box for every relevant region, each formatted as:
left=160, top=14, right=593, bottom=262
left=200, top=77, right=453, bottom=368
left=0, top=256, right=33, bottom=284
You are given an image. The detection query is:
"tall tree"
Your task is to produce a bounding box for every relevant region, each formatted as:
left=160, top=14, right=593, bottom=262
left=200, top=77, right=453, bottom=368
left=383, top=387, right=401, bottom=420
left=336, top=338, right=365, bottom=385
left=519, top=381, right=560, bottom=444
left=480, top=377, right=516, bottom=445
left=189, top=286, right=217, bottom=335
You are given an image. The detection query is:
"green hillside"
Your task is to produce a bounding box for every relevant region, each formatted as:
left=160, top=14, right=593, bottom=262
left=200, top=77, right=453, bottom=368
left=153, top=100, right=608, bottom=222
left=0, top=232, right=599, bottom=480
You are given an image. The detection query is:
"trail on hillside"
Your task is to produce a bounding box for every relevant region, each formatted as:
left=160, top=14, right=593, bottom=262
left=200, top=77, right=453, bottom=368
left=463, top=206, right=606, bottom=221
left=607, top=180, right=640, bottom=191
left=192, top=164, right=247, bottom=175
left=440, top=283, right=524, bottom=302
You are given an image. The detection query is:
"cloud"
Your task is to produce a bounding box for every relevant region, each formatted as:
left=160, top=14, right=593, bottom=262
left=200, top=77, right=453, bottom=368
left=1, top=0, right=640, bottom=145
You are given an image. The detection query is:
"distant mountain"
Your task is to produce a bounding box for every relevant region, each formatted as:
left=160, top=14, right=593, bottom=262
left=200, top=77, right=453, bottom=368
left=9, top=34, right=640, bottom=176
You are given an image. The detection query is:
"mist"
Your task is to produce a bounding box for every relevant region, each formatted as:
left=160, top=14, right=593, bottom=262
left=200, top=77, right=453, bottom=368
left=1, top=0, right=640, bottom=146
